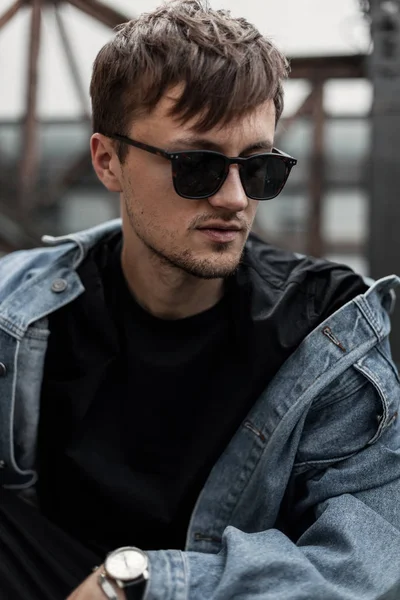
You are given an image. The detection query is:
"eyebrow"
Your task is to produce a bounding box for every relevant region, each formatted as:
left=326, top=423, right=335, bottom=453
left=167, top=137, right=274, bottom=155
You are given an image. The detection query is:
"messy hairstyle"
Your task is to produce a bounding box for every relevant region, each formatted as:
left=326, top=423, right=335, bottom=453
left=90, top=0, right=289, bottom=160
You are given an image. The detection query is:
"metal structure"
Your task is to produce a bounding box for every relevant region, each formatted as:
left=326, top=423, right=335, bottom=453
left=0, top=0, right=131, bottom=251
left=364, top=0, right=400, bottom=363
left=274, top=55, right=366, bottom=258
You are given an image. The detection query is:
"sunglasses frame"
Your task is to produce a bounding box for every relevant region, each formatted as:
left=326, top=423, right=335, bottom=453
left=108, top=133, right=297, bottom=201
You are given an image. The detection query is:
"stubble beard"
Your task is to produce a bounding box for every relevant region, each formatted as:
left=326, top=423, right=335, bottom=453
left=143, top=239, right=244, bottom=279
left=124, top=197, right=247, bottom=280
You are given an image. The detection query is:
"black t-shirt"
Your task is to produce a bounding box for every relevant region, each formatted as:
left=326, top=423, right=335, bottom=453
left=37, top=233, right=368, bottom=554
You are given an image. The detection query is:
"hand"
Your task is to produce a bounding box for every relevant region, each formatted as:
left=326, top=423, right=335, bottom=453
left=66, top=565, right=126, bottom=600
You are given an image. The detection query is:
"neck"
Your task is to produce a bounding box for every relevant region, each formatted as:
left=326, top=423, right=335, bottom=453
left=121, top=242, right=225, bottom=321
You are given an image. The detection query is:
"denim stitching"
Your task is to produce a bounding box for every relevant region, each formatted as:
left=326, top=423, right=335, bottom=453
left=355, top=297, right=383, bottom=339
left=354, top=361, right=389, bottom=444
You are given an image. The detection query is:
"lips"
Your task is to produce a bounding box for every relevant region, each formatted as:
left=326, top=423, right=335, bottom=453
left=197, top=222, right=242, bottom=231
left=197, top=228, right=241, bottom=243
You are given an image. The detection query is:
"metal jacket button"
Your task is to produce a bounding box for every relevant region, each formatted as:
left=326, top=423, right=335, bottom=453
left=51, top=279, right=68, bottom=293
left=0, top=363, right=6, bottom=377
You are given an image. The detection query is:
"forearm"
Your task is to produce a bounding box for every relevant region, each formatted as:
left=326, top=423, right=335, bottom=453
left=145, top=495, right=400, bottom=600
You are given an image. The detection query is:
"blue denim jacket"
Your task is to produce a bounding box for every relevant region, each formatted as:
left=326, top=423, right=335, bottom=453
left=1, top=219, right=400, bottom=599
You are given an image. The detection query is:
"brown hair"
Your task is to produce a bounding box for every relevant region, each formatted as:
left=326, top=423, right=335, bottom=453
left=90, top=0, right=289, bottom=160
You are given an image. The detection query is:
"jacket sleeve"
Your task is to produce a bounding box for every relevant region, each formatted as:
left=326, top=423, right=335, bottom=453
left=143, top=338, right=400, bottom=600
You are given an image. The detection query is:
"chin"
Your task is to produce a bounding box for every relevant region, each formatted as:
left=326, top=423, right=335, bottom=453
left=150, top=240, right=244, bottom=279
left=182, top=251, right=242, bottom=279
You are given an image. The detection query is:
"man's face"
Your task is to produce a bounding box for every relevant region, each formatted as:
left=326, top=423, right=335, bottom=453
left=116, top=90, right=276, bottom=279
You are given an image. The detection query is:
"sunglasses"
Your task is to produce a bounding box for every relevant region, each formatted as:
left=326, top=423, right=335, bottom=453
left=108, top=133, right=297, bottom=201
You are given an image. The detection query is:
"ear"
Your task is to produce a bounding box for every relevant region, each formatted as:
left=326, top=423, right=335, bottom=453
left=91, top=133, right=123, bottom=193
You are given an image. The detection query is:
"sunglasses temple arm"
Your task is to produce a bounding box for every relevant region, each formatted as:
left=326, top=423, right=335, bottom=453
left=272, top=147, right=295, bottom=159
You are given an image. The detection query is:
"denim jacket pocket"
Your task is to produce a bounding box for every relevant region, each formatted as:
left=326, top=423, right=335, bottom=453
left=294, top=339, right=400, bottom=469
left=353, top=339, right=400, bottom=445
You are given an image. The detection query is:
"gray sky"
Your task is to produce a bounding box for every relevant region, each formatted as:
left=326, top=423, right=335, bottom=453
left=0, top=0, right=369, bottom=118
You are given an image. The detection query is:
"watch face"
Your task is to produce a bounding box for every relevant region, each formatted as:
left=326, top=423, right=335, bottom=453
left=105, top=547, right=148, bottom=582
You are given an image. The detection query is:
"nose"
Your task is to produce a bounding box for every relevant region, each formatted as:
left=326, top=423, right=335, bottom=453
left=207, top=165, right=249, bottom=212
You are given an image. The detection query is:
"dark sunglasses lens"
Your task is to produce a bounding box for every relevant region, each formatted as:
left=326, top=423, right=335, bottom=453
left=242, top=155, right=288, bottom=200
left=173, top=152, right=226, bottom=198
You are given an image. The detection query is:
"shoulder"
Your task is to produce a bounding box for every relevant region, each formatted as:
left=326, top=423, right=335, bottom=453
left=0, top=223, right=122, bottom=315
left=0, top=244, right=75, bottom=303
left=243, top=233, right=363, bottom=288
left=0, top=220, right=123, bottom=303
left=242, top=233, right=369, bottom=320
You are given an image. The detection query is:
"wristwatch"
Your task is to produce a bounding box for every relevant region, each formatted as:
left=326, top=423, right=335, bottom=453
left=98, top=546, right=149, bottom=600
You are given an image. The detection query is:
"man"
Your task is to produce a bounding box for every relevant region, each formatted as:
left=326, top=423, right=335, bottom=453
left=1, top=1, right=400, bottom=598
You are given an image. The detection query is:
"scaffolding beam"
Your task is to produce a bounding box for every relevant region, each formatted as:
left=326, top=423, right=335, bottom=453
left=55, top=5, right=91, bottom=119
left=19, top=0, right=42, bottom=210
left=307, top=80, right=325, bottom=257
left=67, top=0, right=130, bottom=29
left=289, top=55, right=366, bottom=79
left=0, top=0, right=24, bottom=32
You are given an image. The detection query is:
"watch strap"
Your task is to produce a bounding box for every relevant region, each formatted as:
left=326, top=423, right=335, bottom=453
left=98, top=572, right=119, bottom=600
left=124, top=580, right=146, bottom=600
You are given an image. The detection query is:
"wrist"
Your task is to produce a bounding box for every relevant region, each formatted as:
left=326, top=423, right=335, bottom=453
left=100, top=546, right=149, bottom=600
